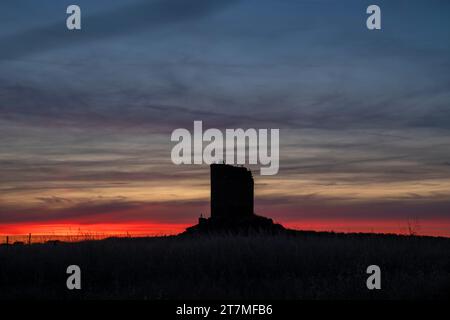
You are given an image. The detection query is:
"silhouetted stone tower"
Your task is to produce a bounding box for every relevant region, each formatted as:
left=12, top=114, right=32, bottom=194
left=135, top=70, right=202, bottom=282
left=183, top=164, right=285, bottom=234
left=210, top=163, right=254, bottom=219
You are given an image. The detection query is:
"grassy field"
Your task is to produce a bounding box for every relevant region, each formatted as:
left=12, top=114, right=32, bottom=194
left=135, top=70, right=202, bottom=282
left=0, top=231, right=449, bottom=300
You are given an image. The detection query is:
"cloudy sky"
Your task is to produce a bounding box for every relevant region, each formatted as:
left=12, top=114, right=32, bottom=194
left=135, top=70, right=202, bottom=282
left=1, top=0, right=450, bottom=236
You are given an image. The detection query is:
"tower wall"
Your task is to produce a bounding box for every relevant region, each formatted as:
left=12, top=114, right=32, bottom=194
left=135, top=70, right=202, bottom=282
left=210, top=164, right=254, bottom=219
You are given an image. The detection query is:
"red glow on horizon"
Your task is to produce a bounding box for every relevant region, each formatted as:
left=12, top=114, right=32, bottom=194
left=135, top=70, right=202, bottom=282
left=0, top=222, right=190, bottom=237
left=1, top=218, right=449, bottom=239
left=282, top=219, right=450, bottom=238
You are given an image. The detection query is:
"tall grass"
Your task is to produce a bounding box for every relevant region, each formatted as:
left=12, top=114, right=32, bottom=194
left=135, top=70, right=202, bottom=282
left=0, top=232, right=449, bottom=300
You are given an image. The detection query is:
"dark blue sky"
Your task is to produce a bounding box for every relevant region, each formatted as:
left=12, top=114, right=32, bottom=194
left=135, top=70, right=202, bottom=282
left=1, top=0, right=450, bottom=236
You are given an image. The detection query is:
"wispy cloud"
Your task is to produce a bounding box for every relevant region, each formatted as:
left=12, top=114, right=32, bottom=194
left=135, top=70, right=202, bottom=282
left=1, top=0, right=450, bottom=236
left=0, top=0, right=240, bottom=60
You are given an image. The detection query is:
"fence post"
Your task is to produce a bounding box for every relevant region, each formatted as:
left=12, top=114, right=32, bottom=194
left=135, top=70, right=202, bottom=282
left=28, top=233, right=32, bottom=245
left=6, top=236, right=9, bottom=245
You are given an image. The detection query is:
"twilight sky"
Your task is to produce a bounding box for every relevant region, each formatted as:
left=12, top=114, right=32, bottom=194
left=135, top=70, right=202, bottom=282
left=1, top=0, right=450, bottom=237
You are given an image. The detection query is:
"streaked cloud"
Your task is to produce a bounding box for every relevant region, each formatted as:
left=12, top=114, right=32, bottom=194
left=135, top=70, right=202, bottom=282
left=1, top=0, right=450, bottom=236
